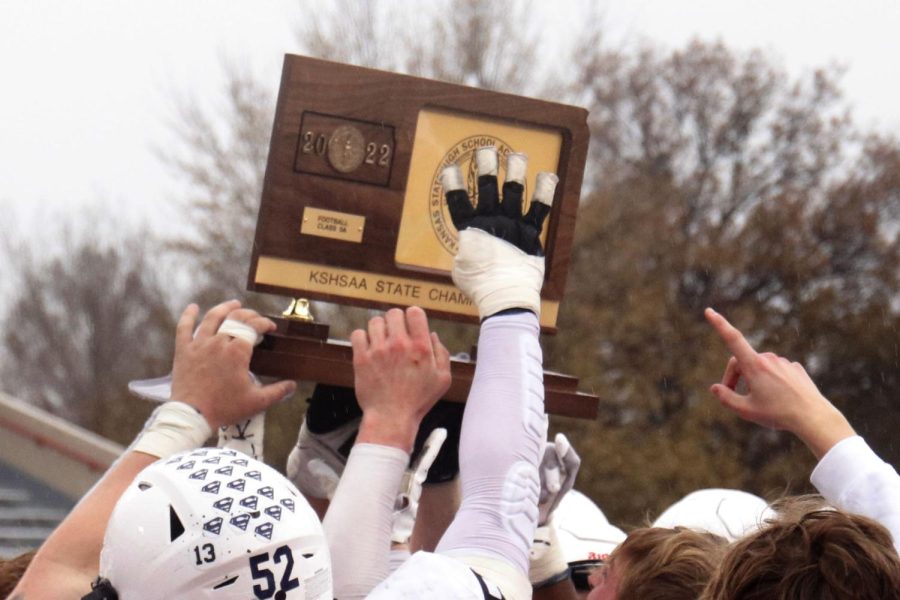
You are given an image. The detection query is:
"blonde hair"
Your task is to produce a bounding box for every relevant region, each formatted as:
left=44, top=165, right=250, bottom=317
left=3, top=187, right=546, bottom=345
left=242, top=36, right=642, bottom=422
left=612, top=526, right=728, bottom=600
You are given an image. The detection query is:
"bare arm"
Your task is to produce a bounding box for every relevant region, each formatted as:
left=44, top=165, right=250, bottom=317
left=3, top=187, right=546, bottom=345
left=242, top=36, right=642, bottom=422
left=705, top=307, right=900, bottom=549
left=11, top=301, right=294, bottom=599
left=704, top=307, right=855, bottom=459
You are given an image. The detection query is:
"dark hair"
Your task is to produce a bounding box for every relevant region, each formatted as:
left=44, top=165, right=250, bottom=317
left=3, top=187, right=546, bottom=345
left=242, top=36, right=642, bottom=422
left=0, top=549, right=36, bottom=598
left=701, top=502, right=900, bottom=600
left=613, top=527, right=728, bottom=600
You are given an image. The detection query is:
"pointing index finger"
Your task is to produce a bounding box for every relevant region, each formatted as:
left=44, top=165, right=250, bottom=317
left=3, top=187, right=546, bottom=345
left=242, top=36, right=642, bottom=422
left=705, top=307, right=759, bottom=365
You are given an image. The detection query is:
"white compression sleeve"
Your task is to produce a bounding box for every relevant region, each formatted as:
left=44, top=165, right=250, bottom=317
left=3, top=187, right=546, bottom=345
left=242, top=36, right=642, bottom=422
left=436, top=312, right=547, bottom=574
left=323, top=443, right=409, bottom=599
left=811, top=435, right=900, bottom=553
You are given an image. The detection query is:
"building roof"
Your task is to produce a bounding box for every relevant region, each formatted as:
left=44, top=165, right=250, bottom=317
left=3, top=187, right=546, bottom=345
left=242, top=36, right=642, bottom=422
left=0, top=392, right=124, bottom=558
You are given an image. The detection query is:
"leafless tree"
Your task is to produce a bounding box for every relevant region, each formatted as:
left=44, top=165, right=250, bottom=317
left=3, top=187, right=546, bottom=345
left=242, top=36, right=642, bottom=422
left=1, top=216, right=173, bottom=442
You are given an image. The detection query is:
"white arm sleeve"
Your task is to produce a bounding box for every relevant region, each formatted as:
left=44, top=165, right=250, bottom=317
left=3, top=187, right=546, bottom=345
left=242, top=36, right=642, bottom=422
left=810, top=435, right=900, bottom=553
left=323, top=443, right=409, bottom=599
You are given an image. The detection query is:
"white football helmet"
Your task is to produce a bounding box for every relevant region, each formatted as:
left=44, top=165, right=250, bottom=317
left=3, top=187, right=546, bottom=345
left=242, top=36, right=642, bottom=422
left=100, top=448, right=332, bottom=599
left=555, top=490, right=626, bottom=563
left=553, top=490, right=626, bottom=591
left=652, top=488, right=774, bottom=541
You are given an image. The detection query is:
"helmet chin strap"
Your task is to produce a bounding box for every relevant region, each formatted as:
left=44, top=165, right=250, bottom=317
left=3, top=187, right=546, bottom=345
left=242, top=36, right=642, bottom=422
left=81, top=577, right=119, bottom=600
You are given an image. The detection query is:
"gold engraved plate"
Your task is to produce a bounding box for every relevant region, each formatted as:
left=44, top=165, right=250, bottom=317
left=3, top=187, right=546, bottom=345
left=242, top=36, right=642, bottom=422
left=256, top=255, right=560, bottom=328
left=300, top=207, right=365, bottom=243
left=395, top=109, right=563, bottom=274
left=327, top=125, right=366, bottom=173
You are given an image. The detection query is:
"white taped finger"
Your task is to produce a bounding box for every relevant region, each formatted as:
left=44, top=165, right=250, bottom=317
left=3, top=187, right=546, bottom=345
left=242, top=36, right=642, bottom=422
left=440, top=164, right=465, bottom=192
left=505, top=152, right=528, bottom=184
left=533, top=172, right=559, bottom=206
left=476, top=146, right=498, bottom=176
left=553, top=432, right=570, bottom=457
left=217, top=318, right=261, bottom=345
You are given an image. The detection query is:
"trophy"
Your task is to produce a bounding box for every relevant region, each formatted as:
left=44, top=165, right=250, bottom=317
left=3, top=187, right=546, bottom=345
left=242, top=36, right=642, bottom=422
left=247, top=55, right=598, bottom=419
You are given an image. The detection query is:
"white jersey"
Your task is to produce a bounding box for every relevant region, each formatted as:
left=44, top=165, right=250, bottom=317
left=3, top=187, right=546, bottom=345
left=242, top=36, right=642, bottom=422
left=367, top=552, right=503, bottom=600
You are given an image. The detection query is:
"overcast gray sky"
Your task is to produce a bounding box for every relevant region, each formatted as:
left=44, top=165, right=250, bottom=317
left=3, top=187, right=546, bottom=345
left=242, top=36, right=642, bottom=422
left=1, top=0, right=899, bottom=235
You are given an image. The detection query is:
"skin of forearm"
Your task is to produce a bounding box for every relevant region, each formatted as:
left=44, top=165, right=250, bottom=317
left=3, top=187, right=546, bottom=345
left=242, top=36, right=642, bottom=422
left=792, top=403, right=856, bottom=461
left=11, top=451, right=158, bottom=599
left=356, top=411, right=421, bottom=453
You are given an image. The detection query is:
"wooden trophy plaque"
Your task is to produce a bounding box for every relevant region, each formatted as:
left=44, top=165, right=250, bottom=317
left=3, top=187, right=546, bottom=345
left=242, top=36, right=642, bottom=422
left=248, top=55, right=598, bottom=419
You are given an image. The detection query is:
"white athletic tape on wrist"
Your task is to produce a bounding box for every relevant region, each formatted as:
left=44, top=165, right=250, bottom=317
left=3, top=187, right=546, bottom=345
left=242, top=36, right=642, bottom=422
left=132, top=401, right=212, bottom=459
left=217, top=318, right=262, bottom=345
left=452, top=228, right=544, bottom=318
left=440, top=164, right=465, bottom=192
left=476, top=146, right=498, bottom=176
left=529, top=523, right=570, bottom=587
left=533, top=172, right=559, bottom=206
left=506, top=153, right=528, bottom=184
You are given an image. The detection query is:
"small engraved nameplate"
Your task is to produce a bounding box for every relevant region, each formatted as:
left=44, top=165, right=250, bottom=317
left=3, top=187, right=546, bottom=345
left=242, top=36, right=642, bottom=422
left=300, top=207, right=365, bottom=243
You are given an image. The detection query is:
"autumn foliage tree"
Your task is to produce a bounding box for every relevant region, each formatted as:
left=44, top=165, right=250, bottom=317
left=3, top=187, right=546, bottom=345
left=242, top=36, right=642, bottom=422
left=548, top=41, right=900, bottom=523
left=0, top=218, right=174, bottom=443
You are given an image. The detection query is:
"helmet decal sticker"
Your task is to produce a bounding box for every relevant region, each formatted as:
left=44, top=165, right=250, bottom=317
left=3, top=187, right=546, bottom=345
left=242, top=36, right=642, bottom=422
left=203, top=517, right=223, bottom=536
left=230, top=513, right=251, bottom=531
left=246, top=470, right=262, bottom=481
left=265, top=506, right=283, bottom=521
left=189, top=469, right=208, bottom=481
left=255, top=522, right=274, bottom=541
left=240, top=495, right=259, bottom=510
left=201, top=481, right=222, bottom=495
left=258, top=486, right=275, bottom=500
left=227, top=479, right=247, bottom=492
left=213, top=497, right=234, bottom=513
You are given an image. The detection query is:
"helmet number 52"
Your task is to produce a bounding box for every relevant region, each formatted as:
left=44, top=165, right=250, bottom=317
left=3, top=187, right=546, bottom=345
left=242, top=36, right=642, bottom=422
left=250, top=545, right=300, bottom=599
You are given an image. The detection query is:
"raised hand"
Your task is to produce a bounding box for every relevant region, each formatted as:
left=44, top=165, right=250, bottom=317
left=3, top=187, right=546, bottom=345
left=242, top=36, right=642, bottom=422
left=350, top=306, right=452, bottom=451
left=170, top=300, right=296, bottom=430
left=537, top=433, right=581, bottom=527
left=704, top=307, right=854, bottom=459
left=442, top=147, right=558, bottom=318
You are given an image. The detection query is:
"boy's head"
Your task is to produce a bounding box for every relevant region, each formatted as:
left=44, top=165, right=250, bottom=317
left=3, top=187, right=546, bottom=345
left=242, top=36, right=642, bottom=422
left=589, top=526, right=727, bottom=600
left=701, top=502, right=900, bottom=600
